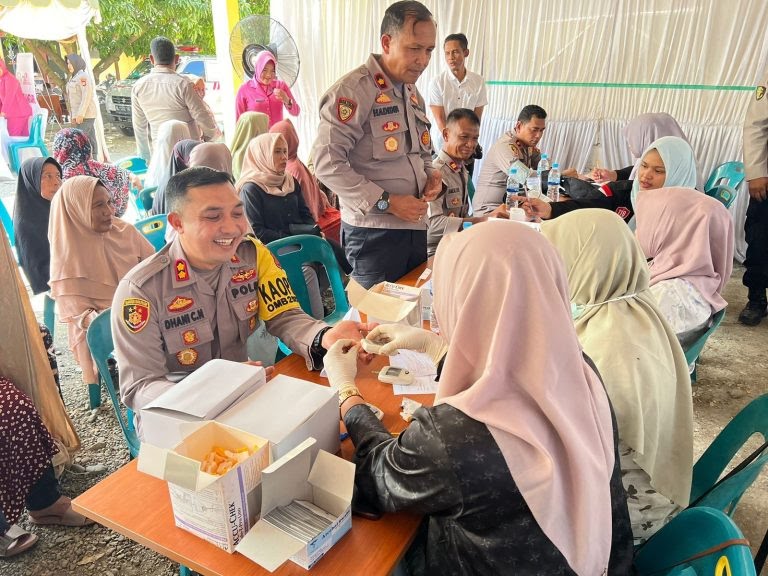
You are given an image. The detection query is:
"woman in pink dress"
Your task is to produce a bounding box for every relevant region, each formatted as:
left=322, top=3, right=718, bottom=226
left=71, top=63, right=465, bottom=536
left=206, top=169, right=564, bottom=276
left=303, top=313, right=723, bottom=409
left=0, top=61, right=33, bottom=137
left=235, top=49, right=299, bottom=127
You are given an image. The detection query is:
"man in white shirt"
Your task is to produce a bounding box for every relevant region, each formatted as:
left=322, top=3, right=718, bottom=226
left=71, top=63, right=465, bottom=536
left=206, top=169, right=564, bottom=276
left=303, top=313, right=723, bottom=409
left=428, top=33, right=488, bottom=169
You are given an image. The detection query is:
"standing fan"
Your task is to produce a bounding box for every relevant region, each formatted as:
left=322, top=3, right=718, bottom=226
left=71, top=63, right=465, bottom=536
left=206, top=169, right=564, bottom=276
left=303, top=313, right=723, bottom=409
left=229, top=15, right=300, bottom=86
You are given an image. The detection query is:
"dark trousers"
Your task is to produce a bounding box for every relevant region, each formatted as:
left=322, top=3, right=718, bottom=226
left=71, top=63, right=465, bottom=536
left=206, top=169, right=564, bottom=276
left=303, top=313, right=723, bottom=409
left=743, top=197, right=768, bottom=299
left=341, top=223, right=427, bottom=289
left=25, top=465, right=60, bottom=512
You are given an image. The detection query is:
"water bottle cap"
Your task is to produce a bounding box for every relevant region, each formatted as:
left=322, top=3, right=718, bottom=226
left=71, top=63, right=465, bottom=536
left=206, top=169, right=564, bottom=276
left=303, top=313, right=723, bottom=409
left=552, top=163, right=559, bottom=168
left=509, top=167, right=517, bottom=174
left=541, top=153, right=548, bottom=159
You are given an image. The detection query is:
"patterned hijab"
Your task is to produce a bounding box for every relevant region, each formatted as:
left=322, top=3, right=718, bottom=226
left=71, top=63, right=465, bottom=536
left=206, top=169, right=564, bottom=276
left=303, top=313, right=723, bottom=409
left=542, top=209, right=694, bottom=506
left=235, top=133, right=295, bottom=197
left=230, top=111, right=270, bottom=179
left=433, top=222, right=616, bottom=576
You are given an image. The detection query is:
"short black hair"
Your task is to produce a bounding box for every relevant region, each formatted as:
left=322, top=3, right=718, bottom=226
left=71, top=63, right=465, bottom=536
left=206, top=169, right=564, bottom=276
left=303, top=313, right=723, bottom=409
left=381, top=1, right=433, bottom=37
left=518, top=105, right=547, bottom=123
left=446, top=108, right=480, bottom=127
left=165, top=167, right=234, bottom=215
left=444, top=33, right=468, bottom=50
left=150, top=37, right=176, bottom=66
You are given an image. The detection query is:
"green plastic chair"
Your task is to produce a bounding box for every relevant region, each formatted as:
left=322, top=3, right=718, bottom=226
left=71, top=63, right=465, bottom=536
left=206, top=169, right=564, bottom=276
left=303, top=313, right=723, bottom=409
left=705, top=162, right=745, bottom=195
left=0, top=199, right=14, bottom=249
left=135, top=214, right=167, bottom=252
left=8, top=112, right=50, bottom=173
left=138, top=186, right=157, bottom=216
left=684, top=308, right=726, bottom=383
left=689, top=393, right=768, bottom=515
left=116, top=156, right=148, bottom=175
left=43, top=293, right=56, bottom=341
left=634, top=507, right=755, bottom=575
left=705, top=184, right=739, bottom=209
left=86, top=309, right=139, bottom=458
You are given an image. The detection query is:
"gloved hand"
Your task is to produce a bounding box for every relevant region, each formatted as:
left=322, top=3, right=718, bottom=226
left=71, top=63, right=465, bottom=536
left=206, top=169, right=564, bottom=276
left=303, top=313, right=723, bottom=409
left=324, top=339, right=360, bottom=392
left=365, top=324, right=448, bottom=365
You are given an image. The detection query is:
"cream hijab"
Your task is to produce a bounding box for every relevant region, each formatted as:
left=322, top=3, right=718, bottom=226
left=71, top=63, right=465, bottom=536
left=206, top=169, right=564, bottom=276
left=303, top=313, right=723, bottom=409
left=433, top=222, right=616, bottom=576
left=145, top=119, right=192, bottom=188
left=235, top=133, right=295, bottom=197
left=542, top=209, right=694, bottom=506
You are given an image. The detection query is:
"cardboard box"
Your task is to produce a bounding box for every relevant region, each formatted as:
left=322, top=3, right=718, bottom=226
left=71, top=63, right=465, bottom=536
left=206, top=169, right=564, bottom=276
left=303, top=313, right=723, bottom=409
left=347, top=279, right=422, bottom=327
left=138, top=421, right=271, bottom=552
left=236, top=438, right=355, bottom=571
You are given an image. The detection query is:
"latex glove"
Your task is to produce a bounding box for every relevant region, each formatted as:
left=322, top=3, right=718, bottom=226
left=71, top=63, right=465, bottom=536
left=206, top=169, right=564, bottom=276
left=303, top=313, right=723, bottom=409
left=324, top=339, right=360, bottom=392
left=365, top=324, right=448, bottom=365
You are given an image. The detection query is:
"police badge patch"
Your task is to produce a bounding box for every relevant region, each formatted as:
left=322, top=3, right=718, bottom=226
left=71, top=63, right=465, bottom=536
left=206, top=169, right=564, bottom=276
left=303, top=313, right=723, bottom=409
left=384, top=136, right=399, bottom=152
left=757, top=86, right=766, bottom=101
left=176, top=348, right=198, bottom=366
left=122, top=298, right=150, bottom=333
left=337, top=97, right=357, bottom=123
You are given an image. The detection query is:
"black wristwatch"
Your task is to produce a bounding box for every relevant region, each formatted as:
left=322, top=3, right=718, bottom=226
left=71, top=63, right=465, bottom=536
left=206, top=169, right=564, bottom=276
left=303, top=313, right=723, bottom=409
left=375, top=191, right=390, bottom=212
left=310, top=326, right=332, bottom=363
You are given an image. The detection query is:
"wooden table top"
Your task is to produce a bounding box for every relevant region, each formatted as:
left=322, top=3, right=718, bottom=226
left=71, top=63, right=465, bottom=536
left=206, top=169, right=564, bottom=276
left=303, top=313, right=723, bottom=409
left=72, top=260, right=434, bottom=576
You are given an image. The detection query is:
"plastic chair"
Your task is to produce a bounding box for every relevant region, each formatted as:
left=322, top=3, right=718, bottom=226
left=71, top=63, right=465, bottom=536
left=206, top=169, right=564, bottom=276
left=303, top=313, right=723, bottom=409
left=706, top=184, right=739, bottom=209
left=86, top=309, right=140, bottom=458
left=705, top=162, right=745, bottom=195
left=7, top=110, right=50, bottom=173
left=135, top=214, right=167, bottom=252
left=690, top=393, right=768, bottom=515
left=684, top=308, right=726, bottom=383
left=116, top=156, right=148, bottom=175
left=0, top=199, right=14, bottom=249
left=43, top=293, right=56, bottom=341
left=138, top=186, right=157, bottom=215
left=634, top=507, right=755, bottom=575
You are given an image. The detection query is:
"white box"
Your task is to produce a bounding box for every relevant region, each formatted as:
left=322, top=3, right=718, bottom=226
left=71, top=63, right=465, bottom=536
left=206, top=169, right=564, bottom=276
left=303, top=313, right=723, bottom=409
left=137, top=421, right=271, bottom=552
left=347, top=279, right=422, bottom=327
left=236, top=438, right=355, bottom=571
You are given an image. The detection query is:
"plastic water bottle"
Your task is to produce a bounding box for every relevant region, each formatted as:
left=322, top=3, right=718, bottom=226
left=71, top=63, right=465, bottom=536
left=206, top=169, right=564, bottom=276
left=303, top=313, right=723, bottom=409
left=429, top=286, right=440, bottom=334
left=537, top=153, right=551, bottom=179
left=526, top=172, right=541, bottom=199
left=506, top=167, right=521, bottom=209
left=547, top=163, right=561, bottom=202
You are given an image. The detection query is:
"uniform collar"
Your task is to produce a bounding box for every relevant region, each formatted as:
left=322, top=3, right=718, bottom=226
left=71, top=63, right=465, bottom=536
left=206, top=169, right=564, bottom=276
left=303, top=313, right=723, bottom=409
left=151, top=66, right=177, bottom=75
left=437, top=148, right=466, bottom=173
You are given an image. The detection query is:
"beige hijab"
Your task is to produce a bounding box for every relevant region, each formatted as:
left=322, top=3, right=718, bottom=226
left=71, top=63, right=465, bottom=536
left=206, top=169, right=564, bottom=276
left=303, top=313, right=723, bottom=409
left=433, top=222, right=616, bottom=576
left=0, top=221, right=80, bottom=457
left=189, top=142, right=233, bottom=174
left=235, top=133, right=295, bottom=197
left=542, top=209, right=694, bottom=506
left=230, top=111, right=270, bottom=179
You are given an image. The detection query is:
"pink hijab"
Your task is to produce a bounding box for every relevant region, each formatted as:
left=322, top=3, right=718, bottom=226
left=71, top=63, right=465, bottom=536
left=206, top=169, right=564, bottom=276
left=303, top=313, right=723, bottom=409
left=249, top=50, right=276, bottom=89
left=235, top=133, right=295, bottom=197
left=433, top=223, right=616, bottom=575
left=635, top=187, right=734, bottom=312
left=269, top=119, right=330, bottom=220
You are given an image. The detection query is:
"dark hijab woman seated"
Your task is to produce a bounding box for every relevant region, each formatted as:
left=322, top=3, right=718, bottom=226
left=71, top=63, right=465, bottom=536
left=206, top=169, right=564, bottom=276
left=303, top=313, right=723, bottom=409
left=324, top=223, right=633, bottom=575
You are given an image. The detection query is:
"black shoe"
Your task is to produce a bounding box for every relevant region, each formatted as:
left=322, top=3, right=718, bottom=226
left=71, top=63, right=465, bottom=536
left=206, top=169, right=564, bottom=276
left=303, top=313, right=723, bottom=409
left=738, top=300, right=768, bottom=326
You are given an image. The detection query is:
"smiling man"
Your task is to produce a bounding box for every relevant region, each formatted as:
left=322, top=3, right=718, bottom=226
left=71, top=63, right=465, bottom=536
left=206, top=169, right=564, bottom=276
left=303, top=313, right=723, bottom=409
left=312, top=0, right=439, bottom=289
left=112, top=167, right=372, bottom=429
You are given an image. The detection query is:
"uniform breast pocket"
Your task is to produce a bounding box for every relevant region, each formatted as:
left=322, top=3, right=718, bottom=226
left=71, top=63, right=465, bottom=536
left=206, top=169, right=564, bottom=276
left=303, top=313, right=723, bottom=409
left=444, top=188, right=465, bottom=213
left=413, top=108, right=433, bottom=153
left=371, top=115, right=407, bottom=161
left=232, top=297, right=259, bottom=343
left=159, top=309, right=214, bottom=355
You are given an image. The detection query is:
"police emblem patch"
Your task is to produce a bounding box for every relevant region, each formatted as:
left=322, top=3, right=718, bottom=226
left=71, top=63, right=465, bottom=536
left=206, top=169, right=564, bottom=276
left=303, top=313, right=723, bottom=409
left=450, top=197, right=461, bottom=207
left=420, top=131, right=431, bottom=146
left=174, top=259, right=189, bottom=282
left=176, top=348, right=198, bottom=366
left=167, top=296, right=194, bottom=312
left=182, top=329, right=199, bottom=345
left=374, top=73, right=388, bottom=90
left=384, top=136, right=399, bottom=152
left=337, top=97, right=357, bottom=123
left=382, top=120, right=400, bottom=132
left=375, top=92, right=392, bottom=104
left=246, top=299, right=258, bottom=313
left=231, top=268, right=256, bottom=283
left=757, top=86, right=766, bottom=101
left=122, top=298, right=150, bottom=333
left=79, top=77, right=87, bottom=86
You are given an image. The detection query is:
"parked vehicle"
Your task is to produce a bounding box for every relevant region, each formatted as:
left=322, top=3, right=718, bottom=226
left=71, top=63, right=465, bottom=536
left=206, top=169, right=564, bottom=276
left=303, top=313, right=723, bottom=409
left=96, top=73, right=116, bottom=106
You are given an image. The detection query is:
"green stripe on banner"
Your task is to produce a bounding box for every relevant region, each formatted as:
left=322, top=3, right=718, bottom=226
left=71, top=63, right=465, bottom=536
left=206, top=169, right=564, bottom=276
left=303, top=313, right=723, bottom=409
left=487, top=80, right=754, bottom=92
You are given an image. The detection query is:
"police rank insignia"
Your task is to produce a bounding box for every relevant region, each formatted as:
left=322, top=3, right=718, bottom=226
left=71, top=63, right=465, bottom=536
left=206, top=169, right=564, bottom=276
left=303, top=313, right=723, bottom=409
left=176, top=348, right=198, bottom=366
left=448, top=161, right=459, bottom=172
left=336, top=97, right=357, bottom=123
left=382, top=120, right=400, bottom=132
left=246, top=299, right=258, bottom=313
left=174, top=259, right=189, bottom=282
left=384, top=136, right=399, bottom=152
left=167, top=296, right=194, bottom=312
left=231, top=268, right=256, bottom=283
left=757, top=86, right=766, bottom=101
left=410, top=93, right=419, bottom=106
left=374, top=73, right=388, bottom=90
left=420, top=131, right=431, bottom=146
left=450, top=197, right=462, bottom=207
left=230, top=254, right=240, bottom=264
left=182, top=329, right=199, bottom=345
left=122, top=298, right=150, bottom=333
left=375, top=92, right=392, bottom=104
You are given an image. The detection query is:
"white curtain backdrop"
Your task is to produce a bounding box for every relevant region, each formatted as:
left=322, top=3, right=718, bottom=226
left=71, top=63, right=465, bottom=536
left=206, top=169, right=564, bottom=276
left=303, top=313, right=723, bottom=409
left=273, top=0, right=768, bottom=259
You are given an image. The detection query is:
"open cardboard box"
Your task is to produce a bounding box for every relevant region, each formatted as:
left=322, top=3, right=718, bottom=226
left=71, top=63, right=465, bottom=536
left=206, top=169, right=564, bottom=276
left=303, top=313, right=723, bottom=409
left=236, top=438, right=355, bottom=571
left=138, top=421, right=271, bottom=552
left=347, top=278, right=422, bottom=327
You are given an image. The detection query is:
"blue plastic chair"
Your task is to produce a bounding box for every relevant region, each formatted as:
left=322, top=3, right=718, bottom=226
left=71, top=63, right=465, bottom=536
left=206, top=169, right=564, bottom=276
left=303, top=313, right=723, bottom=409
left=705, top=162, right=745, bottom=195
left=86, top=309, right=140, bottom=458
left=684, top=308, right=726, bottom=383
left=135, top=214, right=167, bottom=252
left=634, top=507, right=755, bottom=575
left=43, top=293, right=56, bottom=341
left=116, top=156, right=148, bottom=175
left=138, top=186, right=157, bottom=216
left=0, top=199, right=14, bottom=249
left=8, top=112, right=50, bottom=173
left=706, top=184, right=739, bottom=209
left=690, top=393, right=768, bottom=515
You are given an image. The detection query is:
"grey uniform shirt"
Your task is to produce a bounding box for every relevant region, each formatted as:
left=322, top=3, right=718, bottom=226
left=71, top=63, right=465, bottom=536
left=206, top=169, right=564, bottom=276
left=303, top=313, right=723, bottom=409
left=131, top=66, right=218, bottom=161
left=66, top=70, right=97, bottom=119
left=473, top=132, right=541, bottom=215
left=427, top=149, right=469, bottom=256
left=743, top=72, right=768, bottom=181
left=112, top=235, right=326, bottom=415
left=312, top=53, right=434, bottom=230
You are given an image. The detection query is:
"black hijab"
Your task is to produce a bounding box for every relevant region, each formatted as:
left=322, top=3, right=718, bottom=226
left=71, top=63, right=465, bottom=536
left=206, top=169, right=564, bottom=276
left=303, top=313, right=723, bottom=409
left=13, top=157, right=61, bottom=294
left=152, top=139, right=201, bottom=215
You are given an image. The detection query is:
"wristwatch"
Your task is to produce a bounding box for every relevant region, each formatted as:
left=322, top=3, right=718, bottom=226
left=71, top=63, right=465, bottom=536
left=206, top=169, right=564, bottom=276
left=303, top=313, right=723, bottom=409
left=375, top=191, right=390, bottom=212
left=338, top=387, right=363, bottom=407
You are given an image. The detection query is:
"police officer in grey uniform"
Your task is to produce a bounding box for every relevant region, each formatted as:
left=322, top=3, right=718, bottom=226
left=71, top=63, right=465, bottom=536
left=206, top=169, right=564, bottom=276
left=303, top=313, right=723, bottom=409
left=111, top=168, right=372, bottom=431
left=312, top=1, right=441, bottom=289
left=473, top=105, right=547, bottom=216
left=739, top=71, right=768, bottom=325
left=65, top=54, right=99, bottom=158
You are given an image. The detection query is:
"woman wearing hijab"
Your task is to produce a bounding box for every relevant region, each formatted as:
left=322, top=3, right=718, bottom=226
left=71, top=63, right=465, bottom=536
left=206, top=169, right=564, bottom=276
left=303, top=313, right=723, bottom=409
left=48, top=176, right=154, bottom=413
left=542, top=209, right=694, bottom=543
left=52, top=128, right=140, bottom=218
left=235, top=49, right=299, bottom=127
left=636, top=187, right=734, bottom=349
left=151, top=138, right=200, bottom=215
left=522, top=135, right=697, bottom=226
left=188, top=142, right=232, bottom=173
left=144, top=119, right=191, bottom=189
left=0, top=60, right=32, bottom=137
left=13, top=157, right=62, bottom=294
left=230, top=111, right=269, bottom=179
left=269, top=119, right=342, bottom=243
left=64, top=54, right=99, bottom=159
left=324, top=223, right=633, bottom=575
